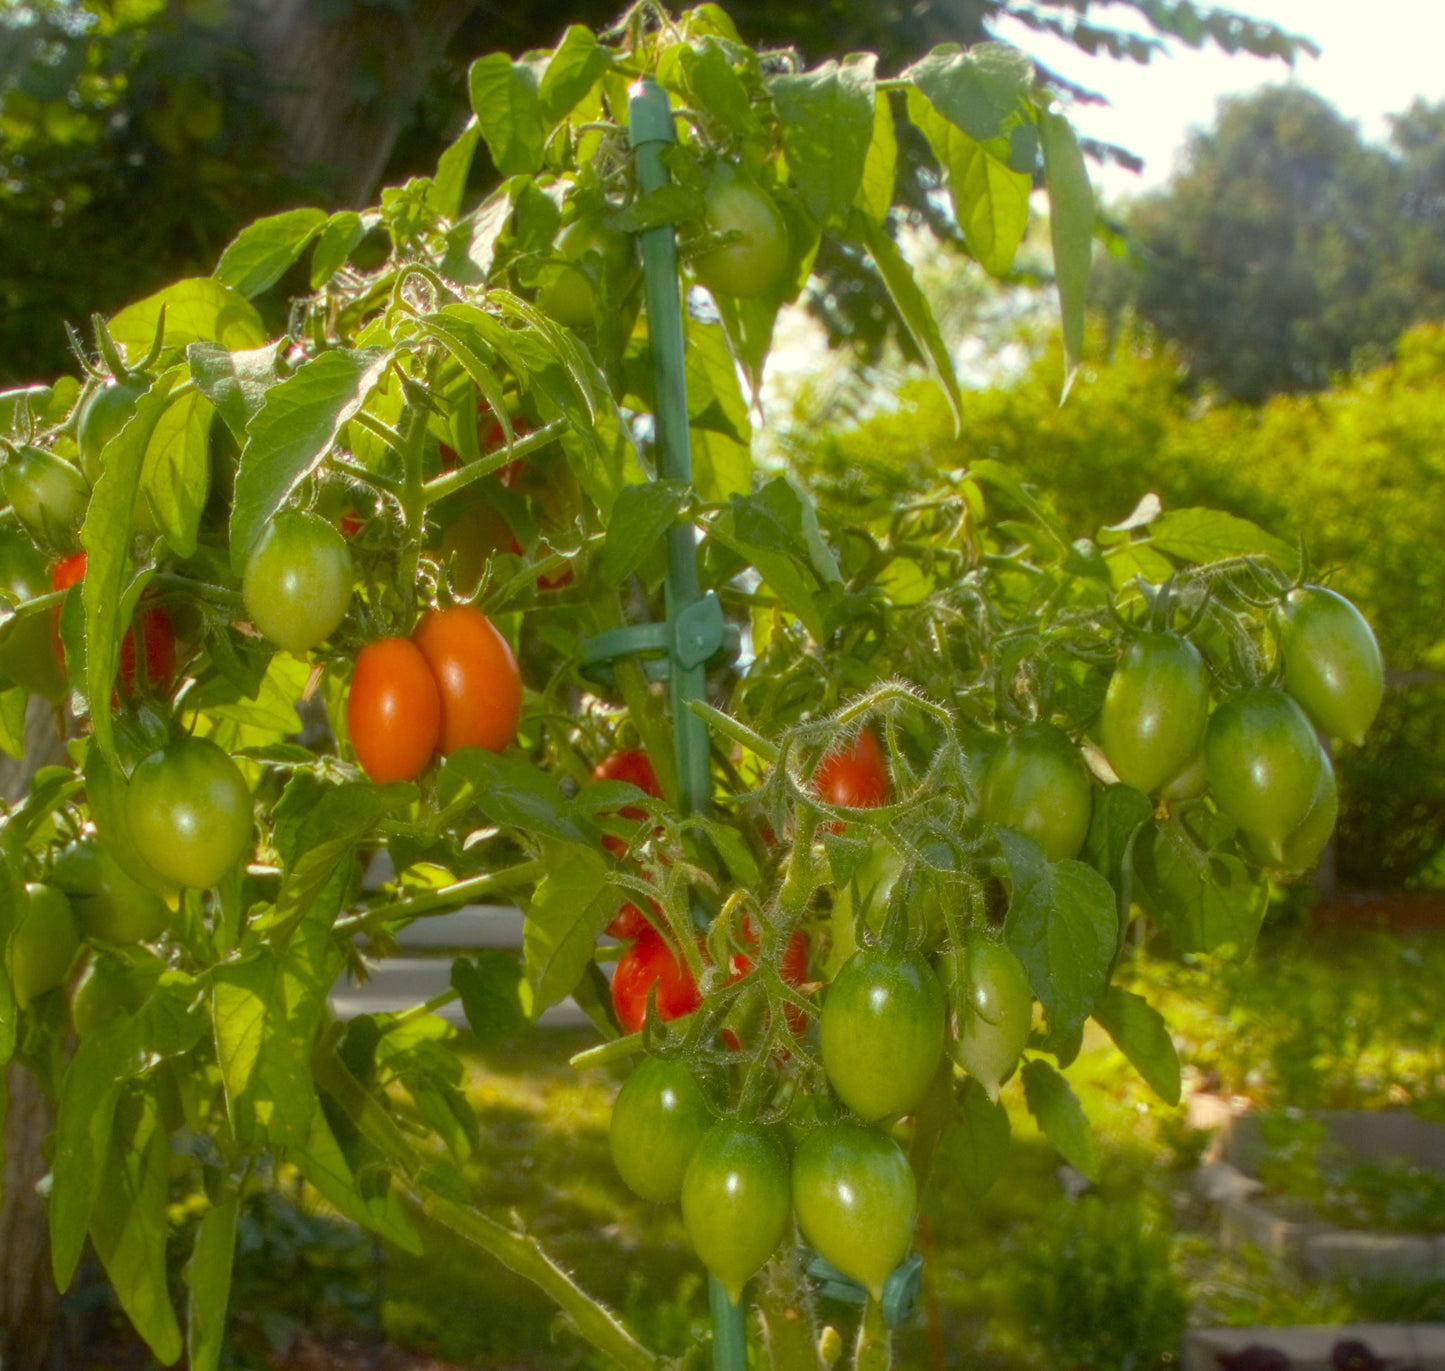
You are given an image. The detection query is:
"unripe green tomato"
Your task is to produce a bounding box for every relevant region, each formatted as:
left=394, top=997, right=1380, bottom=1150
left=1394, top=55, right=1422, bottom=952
left=1241, top=740, right=1338, bottom=873
left=2, top=446, right=89, bottom=549
left=791, top=1122, right=917, bottom=1301
left=979, top=724, right=1093, bottom=862
left=51, top=839, right=170, bottom=943
left=77, top=377, right=151, bottom=485
left=127, top=737, right=254, bottom=890
left=820, top=946, right=946, bottom=1122
left=945, top=938, right=1032, bottom=1100
left=1159, top=746, right=1209, bottom=802
left=70, top=949, right=163, bottom=1037
left=1099, top=632, right=1212, bottom=794
left=1276, top=586, right=1384, bottom=747
left=692, top=166, right=788, bottom=300
left=610, top=1057, right=713, bottom=1203
left=242, top=510, right=354, bottom=654
left=680, top=1121, right=791, bottom=1305
left=10, top=883, right=80, bottom=1007
left=536, top=218, right=638, bottom=327
left=0, top=531, right=66, bottom=701
left=1205, top=686, right=1323, bottom=852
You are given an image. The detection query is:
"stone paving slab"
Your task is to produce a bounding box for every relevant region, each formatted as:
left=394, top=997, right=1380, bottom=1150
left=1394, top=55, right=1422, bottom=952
left=1183, top=1323, right=1445, bottom=1371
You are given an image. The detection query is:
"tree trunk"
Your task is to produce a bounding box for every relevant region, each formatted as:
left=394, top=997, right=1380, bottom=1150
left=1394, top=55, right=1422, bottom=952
left=235, top=0, right=481, bottom=208
left=0, top=697, right=69, bottom=1371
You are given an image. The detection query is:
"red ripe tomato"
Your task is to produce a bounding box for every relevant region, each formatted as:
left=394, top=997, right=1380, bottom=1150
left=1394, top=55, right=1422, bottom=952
left=611, top=929, right=702, bottom=1033
left=813, top=728, right=889, bottom=832
left=596, top=748, right=662, bottom=859
left=49, top=552, right=176, bottom=695
left=606, top=901, right=654, bottom=940
left=347, top=637, right=442, bottom=783
left=337, top=508, right=364, bottom=540
left=411, top=605, right=522, bottom=755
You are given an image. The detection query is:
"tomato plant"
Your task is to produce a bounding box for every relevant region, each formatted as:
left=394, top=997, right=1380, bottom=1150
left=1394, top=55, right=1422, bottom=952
left=49, top=551, right=177, bottom=696
left=126, top=737, right=254, bottom=890
left=70, top=949, right=164, bottom=1037
left=8, top=883, right=80, bottom=1008
left=1276, top=584, right=1385, bottom=746
left=76, top=375, right=150, bottom=484
left=609, top=1056, right=713, bottom=1203
left=819, top=946, right=946, bottom=1122
left=978, top=724, right=1094, bottom=862
left=692, top=165, right=789, bottom=300
left=50, top=838, right=170, bottom=943
left=680, top=1121, right=792, bottom=1305
left=1, top=445, right=89, bottom=549
left=791, top=1122, right=917, bottom=1302
left=813, top=727, right=890, bottom=811
left=944, top=937, right=1033, bottom=1100
left=610, top=929, right=703, bottom=1034
left=537, top=217, right=638, bottom=327
left=242, top=509, right=354, bottom=654
left=347, top=637, right=442, bottom=782
left=412, top=605, right=521, bottom=756
left=1099, top=632, right=1212, bottom=794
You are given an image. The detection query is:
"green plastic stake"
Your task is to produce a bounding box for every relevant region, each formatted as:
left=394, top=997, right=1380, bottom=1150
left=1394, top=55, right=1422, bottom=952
left=627, top=75, right=747, bottom=1371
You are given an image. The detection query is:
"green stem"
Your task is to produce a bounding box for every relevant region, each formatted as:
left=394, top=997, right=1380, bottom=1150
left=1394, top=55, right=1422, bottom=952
left=778, top=804, right=819, bottom=915
left=313, top=1047, right=658, bottom=1371
left=151, top=574, right=244, bottom=613
left=757, top=1247, right=824, bottom=1371
left=853, top=1298, right=891, bottom=1371
left=388, top=986, right=460, bottom=1027
left=332, top=859, right=546, bottom=937
left=569, top=1031, right=644, bottom=1071
left=396, top=394, right=430, bottom=622
left=689, top=699, right=779, bottom=764
left=421, top=418, right=568, bottom=507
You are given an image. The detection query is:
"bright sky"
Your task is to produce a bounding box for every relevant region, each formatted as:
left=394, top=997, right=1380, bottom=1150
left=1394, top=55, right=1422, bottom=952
left=989, top=0, right=1445, bottom=202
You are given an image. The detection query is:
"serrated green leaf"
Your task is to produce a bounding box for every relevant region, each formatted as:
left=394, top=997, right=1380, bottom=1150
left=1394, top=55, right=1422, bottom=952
left=228, top=348, right=389, bottom=574
left=709, top=507, right=826, bottom=642
left=184, top=1192, right=238, bottom=1371
left=539, top=26, right=609, bottom=125
left=89, top=1090, right=182, bottom=1363
left=853, top=209, right=963, bottom=433
left=139, top=388, right=211, bottom=557
left=0, top=685, right=25, bottom=761
left=214, top=208, right=328, bottom=298
left=1093, top=985, right=1181, bottom=1106
left=108, top=279, right=267, bottom=358
left=310, top=211, right=368, bottom=289
left=768, top=56, right=875, bottom=228
left=602, top=481, right=689, bottom=587
left=904, top=42, right=1033, bottom=143
left=427, top=126, right=480, bottom=224
left=999, top=829, right=1116, bottom=1038
left=469, top=52, right=546, bottom=176
left=1082, top=782, right=1152, bottom=923
left=956, top=1077, right=1012, bottom=1198
left=522, top=844, right=616, bottom=1016
left=452, top=951, right=533, bottom=1046
left=855, top=91, right=897, bottom=225
left=686, top=319, right=751, bottom=443
left=441, top=750, right=597, bottom=844
left=187, top=340, right=286, bottom=442
left=1145, top=507, right=1301, bottom=574
left=1132, top=819, right=1268, bottom=956
left=730, top=476, right=842, bottom=587
left=1040, top=110, right=1094, bottom=396
left=681, top=39, right=761, bottom=141
left=1021, top=1057, right=1099, bottom=1181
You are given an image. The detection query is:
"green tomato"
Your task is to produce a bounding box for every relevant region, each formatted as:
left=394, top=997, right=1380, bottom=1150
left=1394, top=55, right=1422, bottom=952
left=1276, top=586, right=1384, bottom=747
left=9, top=883, right=80, bottom=1008
left=0, top=530, right=66, bottom=701
left=1, top=446, right=89, bottom=549
left=1159, top=746, right=1209, bottom=802
left=1205, top=687, right=1323, bottom=853
left=242, top=510, right=354, bottom=655
left=1099, top=632, right=1212, bottom=794
left=610, top=1057, right=713, bottom=1204
left=1241, top=740, right=1338, bottom=874
left=127, top=737, right=254, bottom=890
left=536, top=218, right=638, bottom=327
left=944, top=937, right=1032, bottom=1100
left=791, top=1122, right=917, bottom=1301
left=51, top=839, right=171, bottom=943
left=979, top=724, right=1094, bottom=862
left=820, top=946, right=945, bottom=1122
left=692, top=165, right=788, bottom=300
left=77, top=377, right=151, bottom=485
left=70, top=948, right=163, bottom=1037
left=680, top=1121, right=791, bottom=1305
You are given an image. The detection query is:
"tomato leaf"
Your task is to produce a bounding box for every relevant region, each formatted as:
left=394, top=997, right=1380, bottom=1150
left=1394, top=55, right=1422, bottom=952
left=686, top=319, right=752, bottom=445
left=767, top=56, right=875, bottom=229
left=1093, top=985, right=1182, bottom=1107
left=681, top=39, right=762, bottom=141
left=1040, top=109, right=1094, bottom=398
left=855, top=91, right=898, bottom=226
left=852, top=209, right=964, bottom=433
left=184, top=1191, right=238, bottom=1371
left=0, top=684, right=25, bottom=761
left=441, top=750, right=599, bottom=845
left=109, top=278, right=267, bottom=358
left=452, top=951, right=533, bottom=1047
left=999, top=829, right=1116, bottom=1038
left=730, top=476, right=842, bottom=588
left=1021, top=1057, right=1100, bottom=1182
left=310, top=210, right=369, bottom=289
left=228, top=347, right=389, bottom=574
left=1144, top=507, right=1301, bottom=575
left=187, top=341, right=286, bottom=443
left=469, top=52, right=547, bottom=176
left=538, top=26, right=610, bottom=125
left=89, top=1090, right=182, bottom=1363
left=1081, top=782, right=1153, bottom=926
left=1132, top=818, right=1269, bottom=957
left=214, top=208, right=328, bottom=299
left=602, top=480, right=689, bottom=588
left=903, top=42, right=1033, bottom=144
left=522, top=843, right=618, bottom=1017
left=140, top=388, right=212, bottom=558
left=956, top=1077, right=1012, bottom=1198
